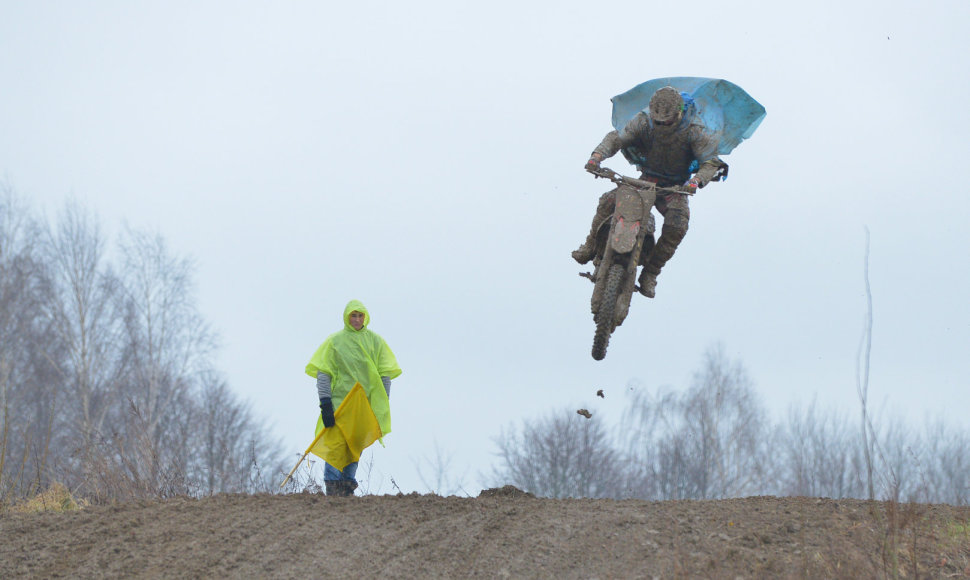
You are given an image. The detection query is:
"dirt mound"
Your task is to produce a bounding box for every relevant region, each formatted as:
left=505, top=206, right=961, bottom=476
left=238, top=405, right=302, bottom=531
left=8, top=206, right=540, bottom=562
left=3, top=492, right=969, bottom=578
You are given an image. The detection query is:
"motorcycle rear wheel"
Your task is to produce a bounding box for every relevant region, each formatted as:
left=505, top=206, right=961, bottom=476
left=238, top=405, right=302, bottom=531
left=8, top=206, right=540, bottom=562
left=592, top=263, right=625, bottom=360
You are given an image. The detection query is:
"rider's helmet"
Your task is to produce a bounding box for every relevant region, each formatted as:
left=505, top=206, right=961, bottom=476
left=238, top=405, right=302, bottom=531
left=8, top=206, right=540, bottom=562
left=648, top=86, right=684, bottom=126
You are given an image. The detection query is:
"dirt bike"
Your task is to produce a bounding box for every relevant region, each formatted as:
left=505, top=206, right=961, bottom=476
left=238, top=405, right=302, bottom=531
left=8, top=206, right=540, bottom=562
left=581, top=166, right=689, bottom=360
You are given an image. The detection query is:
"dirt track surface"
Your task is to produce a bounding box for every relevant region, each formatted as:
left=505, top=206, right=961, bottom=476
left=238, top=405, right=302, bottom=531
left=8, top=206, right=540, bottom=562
left=3, top=488, right=970, bottom=579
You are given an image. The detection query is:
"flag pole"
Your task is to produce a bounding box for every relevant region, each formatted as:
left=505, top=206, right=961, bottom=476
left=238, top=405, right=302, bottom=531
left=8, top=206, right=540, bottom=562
left=279, top=425, right=328, bottom=489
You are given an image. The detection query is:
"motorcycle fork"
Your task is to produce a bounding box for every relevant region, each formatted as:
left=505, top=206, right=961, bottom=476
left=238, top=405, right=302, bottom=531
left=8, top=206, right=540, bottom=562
left=612, top=187, right=657, bottom=326
left=592, top=186, right=643, bottom=319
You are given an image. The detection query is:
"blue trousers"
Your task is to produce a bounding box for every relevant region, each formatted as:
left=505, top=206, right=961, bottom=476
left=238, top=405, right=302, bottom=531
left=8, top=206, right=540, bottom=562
left=324, top=461, right=358, bottom=484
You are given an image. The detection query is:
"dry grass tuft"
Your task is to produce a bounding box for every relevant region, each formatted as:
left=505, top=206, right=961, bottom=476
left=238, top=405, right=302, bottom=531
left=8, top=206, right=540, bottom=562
left=10, top=482, right=87, bottom=513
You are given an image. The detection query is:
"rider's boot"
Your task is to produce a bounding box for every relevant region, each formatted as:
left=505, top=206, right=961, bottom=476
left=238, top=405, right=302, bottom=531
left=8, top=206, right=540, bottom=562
left=325, top=481, right=340, bottom=496
left=638, top=268, right=658, bottom=298
left=572, top=197, right=614, bottom=264
left=638, top=223, right=687, bottom=298
left=572, top=237, right=597, bottom=264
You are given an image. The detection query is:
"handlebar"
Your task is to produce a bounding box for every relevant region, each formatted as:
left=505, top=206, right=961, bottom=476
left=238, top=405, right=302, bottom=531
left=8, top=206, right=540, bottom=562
left=587, top=166, right=693, bottom=196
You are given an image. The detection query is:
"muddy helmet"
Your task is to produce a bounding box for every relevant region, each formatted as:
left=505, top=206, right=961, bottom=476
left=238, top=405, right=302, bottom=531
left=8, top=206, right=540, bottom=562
left=648, top=86, right=684, bottom=125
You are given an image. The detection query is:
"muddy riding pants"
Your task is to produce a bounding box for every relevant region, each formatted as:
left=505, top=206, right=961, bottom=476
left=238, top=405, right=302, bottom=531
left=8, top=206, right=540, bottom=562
left=584, top=189, right=690, bottom=275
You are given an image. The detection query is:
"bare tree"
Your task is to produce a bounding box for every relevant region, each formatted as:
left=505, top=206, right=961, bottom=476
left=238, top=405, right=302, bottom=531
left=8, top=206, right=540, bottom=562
left=621, top=386, right=679, bottom=499
left=3, top=194, right=287, bottom=501
left=622, top=345, right=771, bottom=500
left=491, top=408, right=625, bottom=498
left=42, top=200, right=125, bottom=488
left=116, top=226, right=215, bottom=429
left=111, top=226, right=217, bottom=490
left=686, top=345, right=769, bottom=498
left=0, top=184, right=59, bottom=498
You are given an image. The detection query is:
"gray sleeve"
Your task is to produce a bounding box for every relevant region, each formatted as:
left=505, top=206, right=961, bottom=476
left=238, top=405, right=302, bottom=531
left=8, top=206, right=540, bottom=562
left=592, top=130, right=622, bottom=159
left=693, top=157, right=729, bottom=187
left=688, top=124, right=719, bottom=162
left=381, top=376, right=391, bottom=399
left=316, top=371, right=332, bottom=399
left=686, top=124, right=727, bottom=187
left=592, top=113, right=648, bottom=159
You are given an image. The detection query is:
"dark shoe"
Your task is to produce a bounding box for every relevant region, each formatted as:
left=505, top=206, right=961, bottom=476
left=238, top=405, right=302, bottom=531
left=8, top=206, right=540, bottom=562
left=339, top=480, right=359, bottom=497
left=638, top=270, right=657, bottom=298
left=572, top=242, right=595, bottom=264
left=325, top=481, right=340, bottom=496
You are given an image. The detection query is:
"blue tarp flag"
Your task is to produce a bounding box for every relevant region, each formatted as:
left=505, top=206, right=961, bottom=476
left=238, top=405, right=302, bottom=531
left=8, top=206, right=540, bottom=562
left=611, top=77, right=766, bottom=156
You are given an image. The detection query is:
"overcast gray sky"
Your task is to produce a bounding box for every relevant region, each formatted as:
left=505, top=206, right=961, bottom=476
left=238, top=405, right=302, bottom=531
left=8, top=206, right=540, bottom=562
left=2, top=0, right=968, bottom=495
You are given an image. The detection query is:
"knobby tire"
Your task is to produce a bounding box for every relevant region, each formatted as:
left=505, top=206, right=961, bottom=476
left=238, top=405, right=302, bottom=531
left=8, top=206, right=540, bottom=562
left=592, top=263, right=625, bottom=360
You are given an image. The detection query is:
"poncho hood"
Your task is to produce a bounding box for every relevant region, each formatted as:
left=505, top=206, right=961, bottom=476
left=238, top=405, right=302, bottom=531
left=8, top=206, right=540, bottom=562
left=343, top=299, right=370, bottom=331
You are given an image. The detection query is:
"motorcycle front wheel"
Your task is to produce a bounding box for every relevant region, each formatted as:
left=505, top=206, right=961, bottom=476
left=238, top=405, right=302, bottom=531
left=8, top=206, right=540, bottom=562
left=592, top=263, right=625, bottom=360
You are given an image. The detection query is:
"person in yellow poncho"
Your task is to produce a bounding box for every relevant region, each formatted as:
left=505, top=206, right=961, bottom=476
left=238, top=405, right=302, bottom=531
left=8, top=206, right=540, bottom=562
left=305, top=299, right=402, bottom=496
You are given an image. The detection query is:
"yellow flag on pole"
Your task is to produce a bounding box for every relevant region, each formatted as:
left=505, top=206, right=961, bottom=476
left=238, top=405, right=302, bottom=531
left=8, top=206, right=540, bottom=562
left=308, top=382, right=383, bottom=471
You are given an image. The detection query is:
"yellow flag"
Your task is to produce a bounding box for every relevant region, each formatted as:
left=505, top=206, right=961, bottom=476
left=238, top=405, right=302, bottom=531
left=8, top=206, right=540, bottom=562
left=308, top=382, right=383, bottom=471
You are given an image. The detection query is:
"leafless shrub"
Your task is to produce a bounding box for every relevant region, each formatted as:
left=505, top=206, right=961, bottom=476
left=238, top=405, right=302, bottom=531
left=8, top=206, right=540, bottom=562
left=491, top=407, right=625, bottom=498
left=919, top=419, right=970, bottom=505
left=79, top=399, right=193, bottom=503
left=415, top=438, right=470, bottom=496
left=191, top=372, right=285, bottom=494
left=279, top=453, right=323, bottom=495
left=777, top=399, right=865, bottom=498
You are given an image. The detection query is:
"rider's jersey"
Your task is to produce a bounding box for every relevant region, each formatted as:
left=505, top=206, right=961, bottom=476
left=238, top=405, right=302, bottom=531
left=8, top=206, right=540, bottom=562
left=593, top=111, right=725, bottom=187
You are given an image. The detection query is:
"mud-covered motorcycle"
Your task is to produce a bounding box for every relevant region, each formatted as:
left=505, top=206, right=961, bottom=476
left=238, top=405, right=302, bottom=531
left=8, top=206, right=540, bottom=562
left=581, top=166, right=689, bottom=360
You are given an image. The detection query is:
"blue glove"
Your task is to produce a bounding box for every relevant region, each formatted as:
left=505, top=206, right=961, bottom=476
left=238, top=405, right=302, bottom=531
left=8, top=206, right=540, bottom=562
left=319, top=398, right=335, bottom=428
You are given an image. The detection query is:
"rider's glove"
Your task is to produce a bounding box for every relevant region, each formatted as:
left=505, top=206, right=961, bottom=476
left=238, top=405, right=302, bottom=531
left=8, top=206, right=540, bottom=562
left=585, top=153, right=603, bottom=171
left=684, top=177, right=701, bottom=193
left=319, top=397, right=335, bottom=428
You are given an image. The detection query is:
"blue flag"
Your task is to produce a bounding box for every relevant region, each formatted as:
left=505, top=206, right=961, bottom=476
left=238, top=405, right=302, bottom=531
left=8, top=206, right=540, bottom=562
left=611, top=77, right=766, bottom=156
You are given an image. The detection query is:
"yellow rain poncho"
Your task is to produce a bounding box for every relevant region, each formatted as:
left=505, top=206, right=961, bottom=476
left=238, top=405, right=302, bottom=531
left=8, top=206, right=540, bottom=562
left=305, top=300, right=402, bottom=469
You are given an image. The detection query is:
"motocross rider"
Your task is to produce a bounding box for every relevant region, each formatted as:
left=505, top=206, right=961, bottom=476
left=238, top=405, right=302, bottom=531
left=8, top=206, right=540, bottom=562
left=573, top=86, right=728, bottom=298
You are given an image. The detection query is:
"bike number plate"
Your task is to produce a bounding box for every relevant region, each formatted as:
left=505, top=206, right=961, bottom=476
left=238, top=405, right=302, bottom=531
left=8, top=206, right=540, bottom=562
left=611, top=189, right=644, bottom=253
